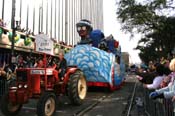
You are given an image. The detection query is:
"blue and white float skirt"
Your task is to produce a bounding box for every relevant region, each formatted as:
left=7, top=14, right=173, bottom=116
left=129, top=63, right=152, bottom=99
left=65, top=45, right=124, bottom=91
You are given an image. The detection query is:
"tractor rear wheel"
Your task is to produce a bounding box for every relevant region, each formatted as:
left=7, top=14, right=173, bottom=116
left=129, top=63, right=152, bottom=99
left=68, top=70, right=87, bottom=105
left=0, top=94, right=22, bottom=116
left=37, top=92, right=56, bottom=116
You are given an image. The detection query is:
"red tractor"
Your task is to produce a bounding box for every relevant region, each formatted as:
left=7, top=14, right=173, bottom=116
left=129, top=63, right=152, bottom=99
left=0, top=54, right=87, bottom=116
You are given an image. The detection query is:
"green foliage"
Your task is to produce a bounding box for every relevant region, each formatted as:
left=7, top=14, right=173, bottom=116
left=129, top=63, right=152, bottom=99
left=117, top=0, right=175, bottom=62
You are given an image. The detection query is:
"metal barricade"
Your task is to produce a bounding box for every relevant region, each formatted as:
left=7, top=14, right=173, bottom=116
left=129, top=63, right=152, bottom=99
left=143, top=88, right=175, bottom=116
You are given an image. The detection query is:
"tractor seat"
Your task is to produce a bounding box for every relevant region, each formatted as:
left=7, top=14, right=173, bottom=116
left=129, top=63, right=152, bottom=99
left=67, top=65, right=77, bottom=68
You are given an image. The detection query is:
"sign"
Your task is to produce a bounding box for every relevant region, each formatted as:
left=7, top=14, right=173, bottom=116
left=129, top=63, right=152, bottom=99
left=30, top=69, right=53, bottom=75
left=35, top=34, right=54, bottom=55
left=31, top=70, right=45, bottom=74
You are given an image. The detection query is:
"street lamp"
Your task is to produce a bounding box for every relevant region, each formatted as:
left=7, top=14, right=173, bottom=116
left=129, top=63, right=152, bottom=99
left=11, top=0, right=16, bottom=63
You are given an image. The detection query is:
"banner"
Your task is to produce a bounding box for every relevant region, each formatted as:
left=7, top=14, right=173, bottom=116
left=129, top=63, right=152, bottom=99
left=35, top=34, right=54, bottom=55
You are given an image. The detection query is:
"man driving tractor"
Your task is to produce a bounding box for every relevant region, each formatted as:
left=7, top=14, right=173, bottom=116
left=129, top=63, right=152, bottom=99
left=56, top=51, right=67, bottom=81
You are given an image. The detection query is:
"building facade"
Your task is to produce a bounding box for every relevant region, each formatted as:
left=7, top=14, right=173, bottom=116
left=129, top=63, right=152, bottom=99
left=0, top=0, right=104, bottom=45
left=121, top=52, right=130, bottom=68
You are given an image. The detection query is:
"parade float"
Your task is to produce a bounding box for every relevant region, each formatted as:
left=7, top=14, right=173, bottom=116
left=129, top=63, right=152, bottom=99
left=65, top=31, right=126, bottom=91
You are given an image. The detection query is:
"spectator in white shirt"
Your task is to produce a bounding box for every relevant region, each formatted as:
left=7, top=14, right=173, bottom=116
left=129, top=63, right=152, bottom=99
left=143, top=64, right=165, bottom=90
left=149, top=58, right=175, bottom=100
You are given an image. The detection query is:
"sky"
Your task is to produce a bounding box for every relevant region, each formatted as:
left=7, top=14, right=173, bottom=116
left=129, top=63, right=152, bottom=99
left=0, top=0, right=141, bottom=64
left=103, top=0, right=141, bottom=64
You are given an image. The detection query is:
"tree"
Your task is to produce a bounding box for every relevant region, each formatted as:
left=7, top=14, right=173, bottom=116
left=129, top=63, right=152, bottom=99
left=116, top=0, right=175, bottom=63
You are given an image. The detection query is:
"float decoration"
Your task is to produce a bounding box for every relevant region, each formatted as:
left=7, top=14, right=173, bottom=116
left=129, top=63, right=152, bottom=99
left=8, top=32, right=20, bottom=43
left=24, top=37, right=32, bottom=46
left=0, top=28, right=3, bottom=39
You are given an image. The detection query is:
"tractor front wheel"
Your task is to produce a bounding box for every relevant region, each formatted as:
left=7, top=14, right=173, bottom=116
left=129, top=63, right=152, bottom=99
left=37, top=92, right=56, bottom=116
left=0, top=94, right=22, bottom=116
left=68, top=70, right=87, bottom=105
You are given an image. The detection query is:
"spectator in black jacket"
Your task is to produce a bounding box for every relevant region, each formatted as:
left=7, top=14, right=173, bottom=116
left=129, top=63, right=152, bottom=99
left=135, top=63, right=158, bottom=84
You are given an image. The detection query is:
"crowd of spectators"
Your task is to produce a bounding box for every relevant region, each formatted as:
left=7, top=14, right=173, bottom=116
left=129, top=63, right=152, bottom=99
left=135, top=56, right=175, bottom=104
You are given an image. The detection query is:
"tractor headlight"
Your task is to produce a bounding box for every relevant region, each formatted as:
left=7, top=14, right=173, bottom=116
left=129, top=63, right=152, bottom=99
left=18, top=84, right=23, bottom=88
left=24, top=84, right=28, bottom=88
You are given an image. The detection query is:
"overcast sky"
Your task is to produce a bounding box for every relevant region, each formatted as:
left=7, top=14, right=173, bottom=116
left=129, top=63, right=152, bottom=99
left=103, top=0, right=141, bottom=64
left=0, top=0, right=141, bottom=64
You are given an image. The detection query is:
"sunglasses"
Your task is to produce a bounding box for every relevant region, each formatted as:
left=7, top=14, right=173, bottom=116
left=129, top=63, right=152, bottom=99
left=77, top=26, right=87, bottom=31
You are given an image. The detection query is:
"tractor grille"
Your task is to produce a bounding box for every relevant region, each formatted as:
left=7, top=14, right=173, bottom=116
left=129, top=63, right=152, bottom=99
left=0, top=78, right=7, bottom=97
left=16, top=70, right=28, bottom=82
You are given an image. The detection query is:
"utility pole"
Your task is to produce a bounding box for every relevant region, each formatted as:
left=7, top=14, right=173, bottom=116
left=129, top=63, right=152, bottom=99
left=41, top=0, right=43, bottom=32
left=38, top=6, right=41, bottom=33
left=26, top=3, right=29, bottom=31
left=11, top=0, right=16, bottom=63
left=2, top=0, right=5, bottom=20
left=33, top=4, right=35, bottom=34
left=54, top=0, right=57, bottom=39
left=80, top=0, right=82, bottom=19
left=65, top=0, right=68, bottom=44
left=50, top=0, right=53, bottom=38
left=20, top=0, right=22, bottom=25
left=46, top=0, right=48, bottom=34
left=57, top=0, right=60, bottom=42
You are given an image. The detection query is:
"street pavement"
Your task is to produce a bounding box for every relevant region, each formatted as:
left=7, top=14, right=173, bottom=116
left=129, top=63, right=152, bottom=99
left=0, top=74, right=138, bottom=116
left=83, top=74, right=137, bottom=116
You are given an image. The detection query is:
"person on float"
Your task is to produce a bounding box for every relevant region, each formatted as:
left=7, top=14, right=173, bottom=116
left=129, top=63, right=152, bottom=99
left=17, top=55, right=27, bottom=68
left=34, top=57, right=44, bottom=68
left=0, top=67, right=6, bottom=80
left=76, top=19, right=93, bottom=45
